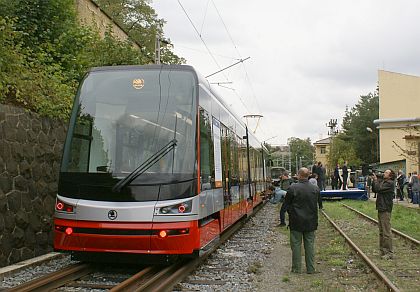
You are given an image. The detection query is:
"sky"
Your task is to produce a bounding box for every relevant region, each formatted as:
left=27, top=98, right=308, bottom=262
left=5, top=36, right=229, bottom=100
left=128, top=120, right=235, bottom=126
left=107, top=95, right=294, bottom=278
left=151, top=0, right=420, bottom=145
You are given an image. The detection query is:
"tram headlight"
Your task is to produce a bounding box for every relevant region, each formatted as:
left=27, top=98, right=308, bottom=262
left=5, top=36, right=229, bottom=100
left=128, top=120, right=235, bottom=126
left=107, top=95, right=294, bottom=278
left=157, top=200, right=192, bottom=215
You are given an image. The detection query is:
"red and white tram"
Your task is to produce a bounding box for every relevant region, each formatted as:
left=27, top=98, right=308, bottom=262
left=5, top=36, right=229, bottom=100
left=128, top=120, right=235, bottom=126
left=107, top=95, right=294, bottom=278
left=53, top=65, right=270, bottom=261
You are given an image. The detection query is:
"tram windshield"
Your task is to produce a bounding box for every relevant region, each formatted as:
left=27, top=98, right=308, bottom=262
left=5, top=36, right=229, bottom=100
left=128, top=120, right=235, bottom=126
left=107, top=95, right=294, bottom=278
left=60, top=68, right=197, bottom=194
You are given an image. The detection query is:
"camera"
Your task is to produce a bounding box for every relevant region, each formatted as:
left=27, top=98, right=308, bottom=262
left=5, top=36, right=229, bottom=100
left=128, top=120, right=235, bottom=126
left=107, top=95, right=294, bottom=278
left=369, top=168, right=383, bottom=178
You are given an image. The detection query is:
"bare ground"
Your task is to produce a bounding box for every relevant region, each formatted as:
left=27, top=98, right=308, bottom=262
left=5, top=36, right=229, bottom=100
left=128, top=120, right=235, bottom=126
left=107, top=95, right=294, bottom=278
left=254, top=203, right=388, bottom=291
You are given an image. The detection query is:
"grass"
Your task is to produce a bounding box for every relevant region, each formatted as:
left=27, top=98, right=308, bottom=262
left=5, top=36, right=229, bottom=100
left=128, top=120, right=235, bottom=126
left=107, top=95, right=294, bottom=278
left=311, top=279, right=323, bottom=288
left=270, top=203, right=389, bottom=291
left=341, top=200, right=420, bottom=240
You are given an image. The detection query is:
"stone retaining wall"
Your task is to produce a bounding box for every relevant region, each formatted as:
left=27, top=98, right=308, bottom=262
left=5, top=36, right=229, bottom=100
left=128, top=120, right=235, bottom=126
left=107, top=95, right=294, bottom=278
left=0, top=104, right=67, bottom=267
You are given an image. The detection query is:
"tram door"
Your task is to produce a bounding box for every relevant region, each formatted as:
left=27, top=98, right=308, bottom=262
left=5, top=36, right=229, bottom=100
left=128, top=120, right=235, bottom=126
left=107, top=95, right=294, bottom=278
left=229, top=131, right=241, bottom=222
left=221, top=125, right=232, bottom=229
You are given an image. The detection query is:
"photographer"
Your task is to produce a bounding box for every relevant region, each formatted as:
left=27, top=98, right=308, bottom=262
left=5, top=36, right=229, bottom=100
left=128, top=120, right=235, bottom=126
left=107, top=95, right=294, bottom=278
left=371, top=169, right=396, bottom=259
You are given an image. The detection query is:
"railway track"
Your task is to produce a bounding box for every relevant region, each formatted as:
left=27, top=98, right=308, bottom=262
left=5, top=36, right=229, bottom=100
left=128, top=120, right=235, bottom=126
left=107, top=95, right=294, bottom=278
left=342, top=203, right=420, bottom=246
left=7, top=202, right=266, bottom=292
left=322, top=204, right=420, bottom=292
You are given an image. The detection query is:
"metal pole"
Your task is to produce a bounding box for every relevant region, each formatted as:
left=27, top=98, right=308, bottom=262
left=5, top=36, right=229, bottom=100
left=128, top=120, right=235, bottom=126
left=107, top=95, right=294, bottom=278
left=155, top=36, right=161, bottom=64
left=205, top=57, right=250, bottom=78
left=295, top=154, right=298, bottom=175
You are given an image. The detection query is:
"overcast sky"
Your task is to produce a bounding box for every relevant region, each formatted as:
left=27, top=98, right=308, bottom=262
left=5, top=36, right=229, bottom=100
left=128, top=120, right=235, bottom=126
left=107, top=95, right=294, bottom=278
left=151, top=0, right=420, bottom=145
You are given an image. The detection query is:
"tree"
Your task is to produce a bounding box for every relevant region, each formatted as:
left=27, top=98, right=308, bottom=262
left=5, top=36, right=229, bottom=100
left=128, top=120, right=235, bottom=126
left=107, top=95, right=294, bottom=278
left=94, top=0, right=185, bottom=64
left=0, top=0, right=164, bottom=119
left=391, top=127, right=420, bottom=170
left=288, top=137, right=315, bottom=175
left=327, top=133, right=361, bottom=169
left=340, top=90, right=379, bottom=165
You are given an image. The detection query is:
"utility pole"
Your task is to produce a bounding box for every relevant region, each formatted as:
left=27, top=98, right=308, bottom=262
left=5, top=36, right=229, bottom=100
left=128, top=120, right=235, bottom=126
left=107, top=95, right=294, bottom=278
left=155, top=36, right=161, bottom=64
left=326, top=118, right=338, bottom=136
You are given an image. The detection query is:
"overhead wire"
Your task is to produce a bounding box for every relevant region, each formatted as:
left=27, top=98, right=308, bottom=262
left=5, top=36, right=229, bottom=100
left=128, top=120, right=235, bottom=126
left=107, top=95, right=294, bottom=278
left=210, top=0, right=262, bottom=115
left=177, top=0, right=228, bottom=83
left=200, top=0, right=210, bottom=36
left=177, top=0, right=251, bottom=113
left=174, top=44, right=239, bottom=61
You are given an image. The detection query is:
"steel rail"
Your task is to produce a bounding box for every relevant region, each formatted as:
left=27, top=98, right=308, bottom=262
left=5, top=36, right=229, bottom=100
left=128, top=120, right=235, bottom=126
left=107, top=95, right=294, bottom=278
left=134, top=263, right=182, bottom=291
left=342, top=204, right=420, bottom=246
left=145, top=259, right=200, bottom=292
left=114, top=200, right=267, bottom=292
left=321, top=210, right=400, bottom=292
left=8, top=263, right=92, bottom=292
left=109, top=266, right=154, bottom=291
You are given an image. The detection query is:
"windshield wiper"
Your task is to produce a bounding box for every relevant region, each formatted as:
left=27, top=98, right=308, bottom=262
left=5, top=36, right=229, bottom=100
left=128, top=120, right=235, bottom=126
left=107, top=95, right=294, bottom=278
left=112, top=139, right=177, bottom=193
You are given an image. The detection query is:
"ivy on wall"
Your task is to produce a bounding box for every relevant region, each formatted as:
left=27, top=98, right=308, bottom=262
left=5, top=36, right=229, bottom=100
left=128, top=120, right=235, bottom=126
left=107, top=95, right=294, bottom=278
left=0, top=0, right=181, bottom=119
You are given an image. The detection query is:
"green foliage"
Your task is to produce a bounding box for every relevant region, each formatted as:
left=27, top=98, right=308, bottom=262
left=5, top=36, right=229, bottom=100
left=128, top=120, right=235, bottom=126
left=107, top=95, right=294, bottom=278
left=9, top=0, right=77, bottom=49
left=288, top=137, right=315, bottom=174
left=327, top=133, right=362, bottom=169
left=328, top=91, right=378, bottom=169
left=339, top=92, right=379, bottom=165
left=0, top=17, right=24, bottom=102
left=0, top=0, right=175, bottom=119
left=94, top=0, right=185, bottom=64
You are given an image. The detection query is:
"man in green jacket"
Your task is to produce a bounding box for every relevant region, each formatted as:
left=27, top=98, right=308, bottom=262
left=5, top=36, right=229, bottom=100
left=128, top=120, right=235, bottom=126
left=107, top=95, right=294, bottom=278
left=284, top=167, right=323, bottom=273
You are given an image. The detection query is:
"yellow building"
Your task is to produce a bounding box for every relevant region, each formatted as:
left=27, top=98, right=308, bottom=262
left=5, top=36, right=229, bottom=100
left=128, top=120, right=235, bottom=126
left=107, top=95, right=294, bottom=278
left=313, top=137, right=331, bottom=172
left=375, top=70, right=420, bottom=175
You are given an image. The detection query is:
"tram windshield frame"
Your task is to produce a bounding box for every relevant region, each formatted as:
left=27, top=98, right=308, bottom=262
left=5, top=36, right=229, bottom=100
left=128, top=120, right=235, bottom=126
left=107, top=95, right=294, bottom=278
left=59, top=67, right=197, bottom=201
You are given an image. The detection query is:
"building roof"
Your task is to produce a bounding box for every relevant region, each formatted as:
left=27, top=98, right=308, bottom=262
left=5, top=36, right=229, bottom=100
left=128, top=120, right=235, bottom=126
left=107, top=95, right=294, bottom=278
left=313, top=137, right=331, bottom=145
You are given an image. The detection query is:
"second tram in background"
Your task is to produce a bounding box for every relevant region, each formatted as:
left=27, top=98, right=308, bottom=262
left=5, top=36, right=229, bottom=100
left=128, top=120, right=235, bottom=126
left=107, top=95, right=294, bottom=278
left=53, top=65, right=271, bottom=262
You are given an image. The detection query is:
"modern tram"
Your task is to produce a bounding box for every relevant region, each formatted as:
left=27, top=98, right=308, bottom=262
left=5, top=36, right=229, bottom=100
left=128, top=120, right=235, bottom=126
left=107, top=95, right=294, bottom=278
left=53, top=65, right=271, bottom=261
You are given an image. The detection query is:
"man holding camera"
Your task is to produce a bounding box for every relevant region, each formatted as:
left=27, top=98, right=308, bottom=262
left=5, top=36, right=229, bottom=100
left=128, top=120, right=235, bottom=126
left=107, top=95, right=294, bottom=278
left=372, top=169, right=396, bottom=259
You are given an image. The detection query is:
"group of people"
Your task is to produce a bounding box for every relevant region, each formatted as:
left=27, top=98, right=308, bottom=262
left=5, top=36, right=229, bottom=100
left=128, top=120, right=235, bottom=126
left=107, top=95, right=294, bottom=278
left=275, top=165, right=402, bottom=274
left=311, top=162, right=327, bottom=191
left=309, top=161, right=350, bottom=191
left=396, top=170, right=420, bottom=204
left=331, top=161, right=349, bottom=190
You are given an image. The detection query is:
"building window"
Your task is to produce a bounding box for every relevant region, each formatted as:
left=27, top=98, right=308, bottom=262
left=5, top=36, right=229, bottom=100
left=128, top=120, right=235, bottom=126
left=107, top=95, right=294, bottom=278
left=320, top=146, right=326, bottom=154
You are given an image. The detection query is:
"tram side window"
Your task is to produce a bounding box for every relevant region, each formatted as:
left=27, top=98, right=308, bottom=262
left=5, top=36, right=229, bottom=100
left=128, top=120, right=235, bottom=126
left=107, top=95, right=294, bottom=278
left=67, top=116, right=93, bottom=172
left=199, top=108, right=215, bottom=191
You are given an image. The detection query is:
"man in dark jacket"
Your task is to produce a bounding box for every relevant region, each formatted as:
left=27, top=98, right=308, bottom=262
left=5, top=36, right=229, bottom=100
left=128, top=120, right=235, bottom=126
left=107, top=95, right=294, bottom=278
left=372, top=169, right=395, bottom=259
left=284, top=167, right=323, bottom=273
left=342, top=161, right=348, bottom=190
